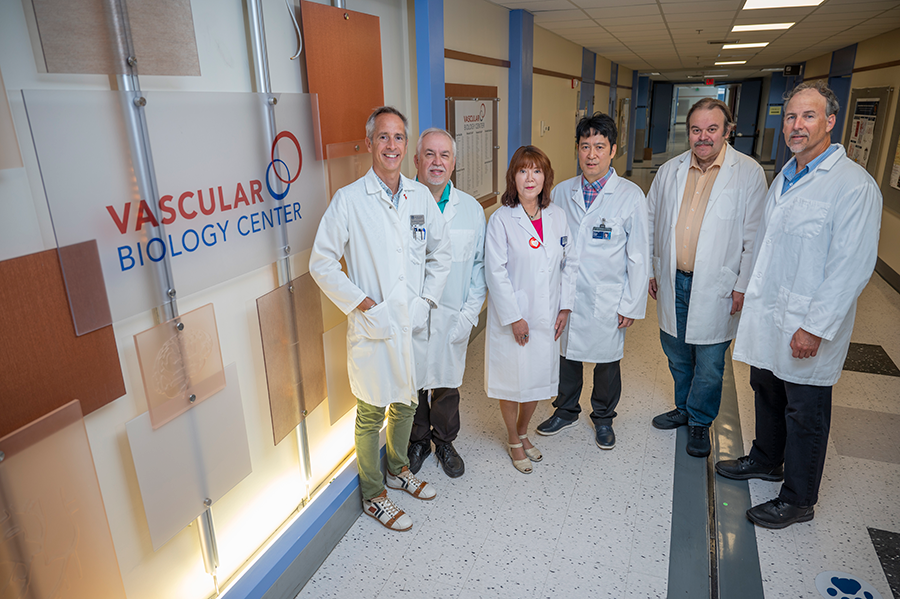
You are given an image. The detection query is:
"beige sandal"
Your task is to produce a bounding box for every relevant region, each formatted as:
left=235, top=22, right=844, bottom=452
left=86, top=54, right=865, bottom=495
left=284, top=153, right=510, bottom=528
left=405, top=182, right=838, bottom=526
left=519, top=435, right=543, bottom=462
left=507, top=442, right=533, bottom=474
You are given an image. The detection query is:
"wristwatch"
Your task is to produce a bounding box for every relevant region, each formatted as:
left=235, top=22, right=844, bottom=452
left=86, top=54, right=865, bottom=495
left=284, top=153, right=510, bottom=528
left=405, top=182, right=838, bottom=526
left=422, top=297, right=437, bottom=310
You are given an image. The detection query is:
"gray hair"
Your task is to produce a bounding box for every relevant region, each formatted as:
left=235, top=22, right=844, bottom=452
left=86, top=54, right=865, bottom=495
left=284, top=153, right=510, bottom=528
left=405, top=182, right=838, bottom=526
left=365, top=106, right=409, bottom=140
left=416, top=127, right=457, bottom=157
left=783, top=81, right=840, bottom=117
left=686, top=97, right=736, bottom=132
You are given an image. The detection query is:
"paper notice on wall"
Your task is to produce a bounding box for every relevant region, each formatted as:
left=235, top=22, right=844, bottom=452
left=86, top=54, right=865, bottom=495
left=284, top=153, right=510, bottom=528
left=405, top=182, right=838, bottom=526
left=454, top=100, right=494, bottom=200
left=847, top=98, right=879, bottom=169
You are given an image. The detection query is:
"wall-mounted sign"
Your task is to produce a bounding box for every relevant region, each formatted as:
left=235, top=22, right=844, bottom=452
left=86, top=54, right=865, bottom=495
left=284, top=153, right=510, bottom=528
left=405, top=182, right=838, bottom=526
left=447, top=98, right=499, bottom=202
left=705, top=78, right=715, bottom=86
left=783, top=64, right=802, bottom=77
left=769, top=105, right=782, bottom=116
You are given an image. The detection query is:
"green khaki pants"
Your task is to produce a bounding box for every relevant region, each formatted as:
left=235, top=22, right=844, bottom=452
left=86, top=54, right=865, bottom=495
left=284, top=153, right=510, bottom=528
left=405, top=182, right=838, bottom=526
left=355, top=398, right=417, bottom=501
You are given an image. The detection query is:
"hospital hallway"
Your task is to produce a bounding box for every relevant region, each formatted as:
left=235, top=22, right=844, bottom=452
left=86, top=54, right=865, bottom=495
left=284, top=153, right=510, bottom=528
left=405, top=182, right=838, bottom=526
left=295, top=223, right=900, bottom=598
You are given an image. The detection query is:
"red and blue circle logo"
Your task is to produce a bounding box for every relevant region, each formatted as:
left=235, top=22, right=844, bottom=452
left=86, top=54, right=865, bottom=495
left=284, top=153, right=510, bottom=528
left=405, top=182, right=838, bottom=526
left=266, top=131, right=303, bottom=201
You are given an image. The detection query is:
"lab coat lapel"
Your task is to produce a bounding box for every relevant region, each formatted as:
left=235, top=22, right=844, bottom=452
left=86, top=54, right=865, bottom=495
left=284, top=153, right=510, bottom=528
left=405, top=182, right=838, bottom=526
left=589, top=170, right=619, bottom=215
left=512, top=204, right=546, bottom=254
left=673, top=152, right=691, bottom=218
left=705, top=144, right=736, bottom=214
left=443, top=184, right=459, bottom=224
left=569, top=178, right=587, bottom=214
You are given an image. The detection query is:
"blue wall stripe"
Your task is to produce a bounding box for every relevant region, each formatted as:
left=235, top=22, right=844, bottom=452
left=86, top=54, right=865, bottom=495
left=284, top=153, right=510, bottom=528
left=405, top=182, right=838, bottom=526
left=414, top=0, right=446, bottom=131
left=579, top=48, right=596, bottom=115
left=626, top=69, right=638, bottom=172
left=608, top=62, right=618, bottom=118
left=508, top=9, right=534, bottom=162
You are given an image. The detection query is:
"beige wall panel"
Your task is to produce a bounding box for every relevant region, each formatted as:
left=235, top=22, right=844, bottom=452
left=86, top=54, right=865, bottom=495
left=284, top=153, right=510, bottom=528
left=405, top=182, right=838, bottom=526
left=533, top=74, right=579, bottom=183
left=0, top=69, right=22, bottom=170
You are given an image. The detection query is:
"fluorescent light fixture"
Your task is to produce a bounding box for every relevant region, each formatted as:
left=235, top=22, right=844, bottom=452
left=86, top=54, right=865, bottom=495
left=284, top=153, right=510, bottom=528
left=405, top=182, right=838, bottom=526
left=761, top=67, right=783, bottom=71
left=715, top=60, right=747, bottom=65
left=723, top=42, right=769, bottom=49
left=743, top=0, right=824, bottom=9
left=732, top=23, right=794, bottom=31
left=650, top=72, right=660, bottom=75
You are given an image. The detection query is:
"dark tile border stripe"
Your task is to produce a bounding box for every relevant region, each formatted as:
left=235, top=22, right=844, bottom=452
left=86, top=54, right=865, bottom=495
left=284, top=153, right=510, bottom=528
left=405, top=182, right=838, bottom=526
left=711, top=351, right=765, bottom=599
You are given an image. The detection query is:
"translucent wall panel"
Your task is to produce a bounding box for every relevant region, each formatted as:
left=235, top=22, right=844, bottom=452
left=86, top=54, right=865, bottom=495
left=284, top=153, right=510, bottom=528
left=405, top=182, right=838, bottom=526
left=27, top=0, right=200, bottom=76
left=323, top=320, right=356, bottom=425
left=125, top=362, right=252, bottom=551
left=0, top=248, right=125, bottom=439
left=133, top=303, right=225, bottom=429
left=325, top=141, right=372, bottom=200
left=0, top=400, right=127, bottom=598
left=22, top=90, right=328, bottom=328
left=257, top=273, right=328, bottom=445
left=0, top=68, right=22, bottom=170
left=58, top=240, right=113, bottom=335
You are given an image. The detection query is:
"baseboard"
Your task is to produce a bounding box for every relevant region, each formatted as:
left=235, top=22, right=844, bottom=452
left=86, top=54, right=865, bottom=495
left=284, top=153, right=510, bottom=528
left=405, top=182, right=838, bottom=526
left=876, top=257, right=900, bottom=294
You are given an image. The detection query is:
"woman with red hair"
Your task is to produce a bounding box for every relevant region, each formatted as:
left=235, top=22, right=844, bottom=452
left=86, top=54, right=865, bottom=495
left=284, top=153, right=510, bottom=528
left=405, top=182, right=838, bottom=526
left=484, top=146, right=577, bottom=473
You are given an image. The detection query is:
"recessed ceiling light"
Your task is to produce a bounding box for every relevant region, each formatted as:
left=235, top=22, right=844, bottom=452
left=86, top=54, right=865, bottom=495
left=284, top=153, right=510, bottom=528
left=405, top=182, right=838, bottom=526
left=732, top=23, right=794, bottom=31
left=743, top=0, right=824, bottom=9
left=723, top=42, right=769, bottom=49
left=715, top=60, right=747, bottom=65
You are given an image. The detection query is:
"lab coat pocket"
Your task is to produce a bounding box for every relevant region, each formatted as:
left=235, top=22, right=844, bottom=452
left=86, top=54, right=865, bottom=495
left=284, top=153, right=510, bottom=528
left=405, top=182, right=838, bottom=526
left=774, top=286, right=812, bottom=334
left=784, top=198, right=829, bottom=238
left=450, top=230, right=476, bottom=263
left=409, top=236, right=426, bottom=264
left=355, top=302, right=393, bottom=340
left=715, top=194, right=737, bottom=220
left=410, top=297, right=430, bottom=333
left=717, top=267, right=739, bottom=298
left=592, top=284, right=623, bottom=322
left=449, top=312, right=473, bottom=344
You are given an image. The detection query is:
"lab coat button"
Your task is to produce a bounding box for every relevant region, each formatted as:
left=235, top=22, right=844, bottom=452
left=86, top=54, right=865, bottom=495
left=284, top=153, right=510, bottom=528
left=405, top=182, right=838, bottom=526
left=399, top=275, right=405, bottom=281
left=396, top=247, right=402, bottom=253
left=403, top=327, right=409, bottom=332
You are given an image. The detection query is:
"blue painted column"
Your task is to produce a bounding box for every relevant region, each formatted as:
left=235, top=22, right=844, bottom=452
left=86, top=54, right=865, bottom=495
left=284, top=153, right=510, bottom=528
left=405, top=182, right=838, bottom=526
left=828, top=44, right=857, bottom=143
left=414, top=0, right=445, bottom=131
left=626, top=69, right=638, bottom=174
left=508, top=9, right=533, bottom=162
left=608, top=62, right=618, bottom=118
left=579, top=48, right=596, bottom=116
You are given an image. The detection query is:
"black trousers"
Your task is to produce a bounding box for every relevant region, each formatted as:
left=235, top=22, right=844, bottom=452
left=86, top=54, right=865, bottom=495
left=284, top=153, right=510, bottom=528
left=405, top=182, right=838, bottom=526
left=410, top=387, right=460, bottom=445
left=747, top=367, right=833, bottom=508
left=553, top=356, right=621, bottom=427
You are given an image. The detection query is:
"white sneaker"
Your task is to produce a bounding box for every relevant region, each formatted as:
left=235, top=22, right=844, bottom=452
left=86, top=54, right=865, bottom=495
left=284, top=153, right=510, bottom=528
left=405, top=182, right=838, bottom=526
left=362, top=491, right=413, bottom=531
left=386, top=467, right=436, bottom=500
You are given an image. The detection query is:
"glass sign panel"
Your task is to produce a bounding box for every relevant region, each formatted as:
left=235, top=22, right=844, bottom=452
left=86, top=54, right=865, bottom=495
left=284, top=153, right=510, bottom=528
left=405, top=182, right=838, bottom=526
left=22, top=90, right=328, bottom=325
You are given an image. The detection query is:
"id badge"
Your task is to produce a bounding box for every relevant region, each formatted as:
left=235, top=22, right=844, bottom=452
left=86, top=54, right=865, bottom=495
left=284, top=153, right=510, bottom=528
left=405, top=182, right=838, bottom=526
left=593, top=225, right=612, bottom=240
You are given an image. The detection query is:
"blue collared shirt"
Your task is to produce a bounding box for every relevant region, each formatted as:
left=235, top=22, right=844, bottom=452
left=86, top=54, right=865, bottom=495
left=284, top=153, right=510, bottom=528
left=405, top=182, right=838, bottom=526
left=582, top=168, right=613, bottom=210
left=375, top=174, right=404, bottom=209
left=781, top=143, right=840, bottom=194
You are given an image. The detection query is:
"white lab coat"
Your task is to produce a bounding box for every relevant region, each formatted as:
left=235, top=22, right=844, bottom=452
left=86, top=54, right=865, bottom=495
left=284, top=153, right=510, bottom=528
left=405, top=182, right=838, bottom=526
left=309, top=169, right=451, bottom=408
left=732, top=145, right=882, bottom=386
left=421, top=184, right=487, bottom=389
left=553, top=171, right=650, bottom=363
left=484, top=202, right=577, bottom=402
left=648, top=143, right=767, bottom=344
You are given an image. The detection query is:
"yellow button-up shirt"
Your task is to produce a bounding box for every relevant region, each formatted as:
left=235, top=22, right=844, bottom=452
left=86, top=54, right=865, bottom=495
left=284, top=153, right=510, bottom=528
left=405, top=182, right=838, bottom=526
left=674, top=146, right=727, bottom=272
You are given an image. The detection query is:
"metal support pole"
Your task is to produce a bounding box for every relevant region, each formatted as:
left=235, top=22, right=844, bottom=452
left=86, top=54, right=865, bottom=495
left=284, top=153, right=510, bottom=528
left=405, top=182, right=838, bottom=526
left=247, top=0, right=312, bottom=502
left=196, top=498, right=220, bottom=594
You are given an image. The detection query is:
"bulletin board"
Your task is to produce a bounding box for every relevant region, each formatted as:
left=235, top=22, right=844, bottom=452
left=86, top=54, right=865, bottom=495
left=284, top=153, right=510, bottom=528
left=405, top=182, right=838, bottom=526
left=842, top=87, right=892, bottom=177
left=446, top=91, right=499, bottom=208
left=878, top=91, right=900, bottom=215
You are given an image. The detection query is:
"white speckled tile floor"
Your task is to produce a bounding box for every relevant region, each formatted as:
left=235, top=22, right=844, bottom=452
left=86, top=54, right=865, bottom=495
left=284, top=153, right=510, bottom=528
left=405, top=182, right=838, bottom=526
left=735, top=274, right=900, bottom=599
left=295, top=273, right=899, bottom=599
left=296, top=293, right=676, bottom=598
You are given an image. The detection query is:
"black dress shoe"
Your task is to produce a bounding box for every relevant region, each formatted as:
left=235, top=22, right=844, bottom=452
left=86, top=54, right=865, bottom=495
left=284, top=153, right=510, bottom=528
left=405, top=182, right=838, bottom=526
left=686, top=426, right=710, bottom=457
left=595, top=425, right=615, bottom=450
left=651, top=408, right=688, bottom=430
left=434, top=442, right=465, bottom=478
left=407, top=440, right=431, bottom=474
left=715, top=456, right=784, bottom=481
left=747, top=498, right=814, bottom=529
left=536, top=415, right=578, bottom=436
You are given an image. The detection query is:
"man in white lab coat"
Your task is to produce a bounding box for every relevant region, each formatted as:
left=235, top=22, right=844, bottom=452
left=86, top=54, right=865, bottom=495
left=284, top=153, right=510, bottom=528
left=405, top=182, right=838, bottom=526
left=648, top=98, right=767, bottom=458
left=535, top=112, right=649, bottom=450
left=309, top=107, right=451, bottom=532
left=407, top=128, right=486, bottom=478
left=717, top=82, right=882, bottom=529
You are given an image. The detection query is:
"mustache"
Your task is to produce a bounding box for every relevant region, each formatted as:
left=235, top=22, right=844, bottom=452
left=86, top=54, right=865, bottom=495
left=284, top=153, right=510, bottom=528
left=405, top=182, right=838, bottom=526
left=694, top=140, right=714, bottom=147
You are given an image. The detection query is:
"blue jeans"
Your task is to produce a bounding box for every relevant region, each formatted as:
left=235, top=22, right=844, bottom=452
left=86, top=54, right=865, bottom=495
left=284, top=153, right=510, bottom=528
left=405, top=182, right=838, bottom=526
left=659, top=271, right=731, bottom=427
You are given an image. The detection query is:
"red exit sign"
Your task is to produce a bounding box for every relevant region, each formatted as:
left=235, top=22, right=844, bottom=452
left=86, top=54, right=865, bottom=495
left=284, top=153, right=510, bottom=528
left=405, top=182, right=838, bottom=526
left=705, top=78, right=715, bottom=86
